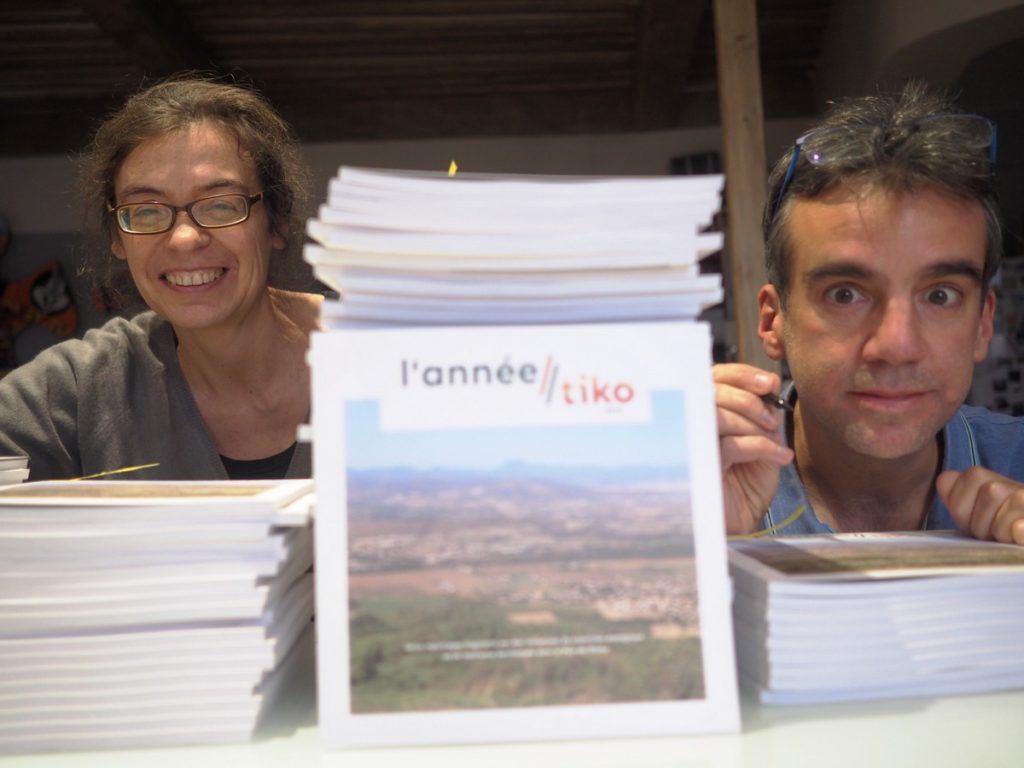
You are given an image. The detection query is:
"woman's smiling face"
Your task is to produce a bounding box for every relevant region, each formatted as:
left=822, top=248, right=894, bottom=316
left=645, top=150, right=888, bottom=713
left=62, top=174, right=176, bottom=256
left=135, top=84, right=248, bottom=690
left=110, top=121, right=284, bottom=332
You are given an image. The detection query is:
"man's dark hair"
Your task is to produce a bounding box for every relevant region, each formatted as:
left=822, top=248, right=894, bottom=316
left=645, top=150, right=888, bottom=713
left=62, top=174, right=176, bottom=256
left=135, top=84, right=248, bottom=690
left=763, top=81, right=1002, bottom=306
left=78, top=74, right=313, bottom=310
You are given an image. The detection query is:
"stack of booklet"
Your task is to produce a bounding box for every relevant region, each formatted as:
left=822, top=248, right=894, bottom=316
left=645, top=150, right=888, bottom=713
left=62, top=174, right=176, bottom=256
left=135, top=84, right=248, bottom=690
left=305, top=166, right=724, bottom=326
left=0, top=478, right=315, bottom=753
left=0, top=456, right=28, bottom=487
left=729, top=531, right=1024, bottom=704
left=306, top=167, right=740, bottom=748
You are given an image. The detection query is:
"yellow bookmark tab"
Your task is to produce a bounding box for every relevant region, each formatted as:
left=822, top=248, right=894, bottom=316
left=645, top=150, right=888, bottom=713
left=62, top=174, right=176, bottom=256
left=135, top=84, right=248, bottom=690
left=448, top=160, right=458, bottom=176
left=69, top=462, right=161, bottom=481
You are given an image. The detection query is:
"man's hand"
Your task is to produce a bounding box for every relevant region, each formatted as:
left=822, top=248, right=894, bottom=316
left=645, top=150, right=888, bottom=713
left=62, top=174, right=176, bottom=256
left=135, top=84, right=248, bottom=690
left=714, top=363, right=795, bottom=535
left=936, top=468, right=1024, bottom=545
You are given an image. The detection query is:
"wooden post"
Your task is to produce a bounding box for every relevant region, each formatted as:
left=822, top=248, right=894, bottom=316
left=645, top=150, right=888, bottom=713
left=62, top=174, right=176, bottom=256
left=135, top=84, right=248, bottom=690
left=713, top=0, right=777, bottom=372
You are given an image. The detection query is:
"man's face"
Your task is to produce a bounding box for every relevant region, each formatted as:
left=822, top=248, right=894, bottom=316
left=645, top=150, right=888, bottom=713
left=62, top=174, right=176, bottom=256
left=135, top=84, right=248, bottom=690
left=759, top=185, right=995, bottom=462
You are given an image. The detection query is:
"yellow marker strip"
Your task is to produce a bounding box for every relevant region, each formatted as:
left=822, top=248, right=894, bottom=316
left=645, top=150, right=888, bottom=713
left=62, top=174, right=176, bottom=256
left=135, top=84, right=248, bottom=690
left=448, top=160, right=458, bottom=176
left=69, top=462, right=160, bottom=481
left=728, top=505, right=805, bottom=540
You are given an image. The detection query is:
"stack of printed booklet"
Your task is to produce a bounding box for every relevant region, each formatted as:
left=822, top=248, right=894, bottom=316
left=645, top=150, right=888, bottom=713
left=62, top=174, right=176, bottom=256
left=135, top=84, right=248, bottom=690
left=305, top=166, right=741, bottom=747
left=0, top=456, right=28, bottom=487
left=729, top=531, right=1024, bottom=704
left=0, top=478, right=315, bottom=753
left=305, top=166, right=724, bottom=326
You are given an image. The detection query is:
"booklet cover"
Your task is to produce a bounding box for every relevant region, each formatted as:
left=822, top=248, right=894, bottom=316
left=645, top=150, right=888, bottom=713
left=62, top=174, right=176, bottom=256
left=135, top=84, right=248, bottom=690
left=311, top=321, right=738, bottom=747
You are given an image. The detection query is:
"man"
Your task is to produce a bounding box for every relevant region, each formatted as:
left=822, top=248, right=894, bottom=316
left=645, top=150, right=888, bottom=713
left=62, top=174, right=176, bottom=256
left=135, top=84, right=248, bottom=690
left=715, top=81, right=1024, bottom=545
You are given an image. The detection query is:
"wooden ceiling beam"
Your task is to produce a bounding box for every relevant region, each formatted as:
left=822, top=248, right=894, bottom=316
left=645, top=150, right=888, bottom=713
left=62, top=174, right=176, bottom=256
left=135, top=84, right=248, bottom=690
left=0, top=96, right=123, bottom=155
left=0, top=1, right=835, bottom=157
left=79, top=0, right=216, bottom=76
left=713, top=0, right=776, bottom=371
left=274, top=89, right=638, bottom=143
left=632, top=0, right=705, bottom=129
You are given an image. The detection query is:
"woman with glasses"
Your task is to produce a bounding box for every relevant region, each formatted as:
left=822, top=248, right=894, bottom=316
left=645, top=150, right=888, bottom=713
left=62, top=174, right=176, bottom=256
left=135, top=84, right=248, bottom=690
left=0, top=77, right=322, bottom=481
left=714, top=81, right=1024, bottom=546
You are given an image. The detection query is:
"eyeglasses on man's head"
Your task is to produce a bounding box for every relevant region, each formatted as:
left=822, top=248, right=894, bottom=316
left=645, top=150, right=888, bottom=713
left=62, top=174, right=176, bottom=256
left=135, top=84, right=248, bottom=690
left=108, top=192, right=264, bottom=235
left=768, top=114, right=997, bottom=223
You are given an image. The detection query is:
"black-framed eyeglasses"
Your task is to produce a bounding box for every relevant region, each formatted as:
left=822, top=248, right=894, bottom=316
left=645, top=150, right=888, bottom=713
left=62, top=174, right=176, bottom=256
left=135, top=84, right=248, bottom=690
left=108, top=192, right=264, bottom=235
left=768, top=114, right=997, bottom=223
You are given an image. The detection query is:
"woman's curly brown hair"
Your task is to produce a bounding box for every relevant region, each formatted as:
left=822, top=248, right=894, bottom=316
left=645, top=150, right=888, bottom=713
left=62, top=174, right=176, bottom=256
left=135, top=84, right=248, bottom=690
left=78, top=74, right=313, bottom=311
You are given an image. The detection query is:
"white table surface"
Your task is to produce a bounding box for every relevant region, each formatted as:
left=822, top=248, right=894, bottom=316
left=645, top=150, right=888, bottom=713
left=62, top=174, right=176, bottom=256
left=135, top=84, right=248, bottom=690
left=3, top=658, right=1022, bottom=768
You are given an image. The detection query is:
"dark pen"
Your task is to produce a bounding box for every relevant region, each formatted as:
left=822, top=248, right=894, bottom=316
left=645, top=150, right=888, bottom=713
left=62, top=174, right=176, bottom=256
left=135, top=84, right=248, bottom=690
left=760, top=392, right=794, bottom=412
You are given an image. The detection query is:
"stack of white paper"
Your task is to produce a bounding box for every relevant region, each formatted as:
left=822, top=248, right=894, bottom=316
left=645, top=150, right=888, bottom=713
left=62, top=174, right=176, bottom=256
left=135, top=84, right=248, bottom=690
left=0, top=478, right=315, bottom=753
left=305, top=166, right=739, bottom=747
left=729, top=531, right=1024, bottom=704
left=0, top=456, right=28, bottom=487
left=305, top=166, right=724, bottom=325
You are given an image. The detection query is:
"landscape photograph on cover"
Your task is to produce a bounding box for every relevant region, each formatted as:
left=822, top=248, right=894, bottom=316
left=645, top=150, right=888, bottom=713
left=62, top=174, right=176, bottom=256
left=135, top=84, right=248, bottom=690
left=343, top=391, right=705, bottom=713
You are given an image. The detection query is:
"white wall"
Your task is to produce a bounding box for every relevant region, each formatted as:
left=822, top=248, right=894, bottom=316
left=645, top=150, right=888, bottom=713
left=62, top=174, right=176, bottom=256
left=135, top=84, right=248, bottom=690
left=0, top=120, right=811, bottom=237
left=0, top=121, right=808, bottom=364
left=0, top=155, right=82, bottom=236
left=819, top=0, right=1024, bottom=100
